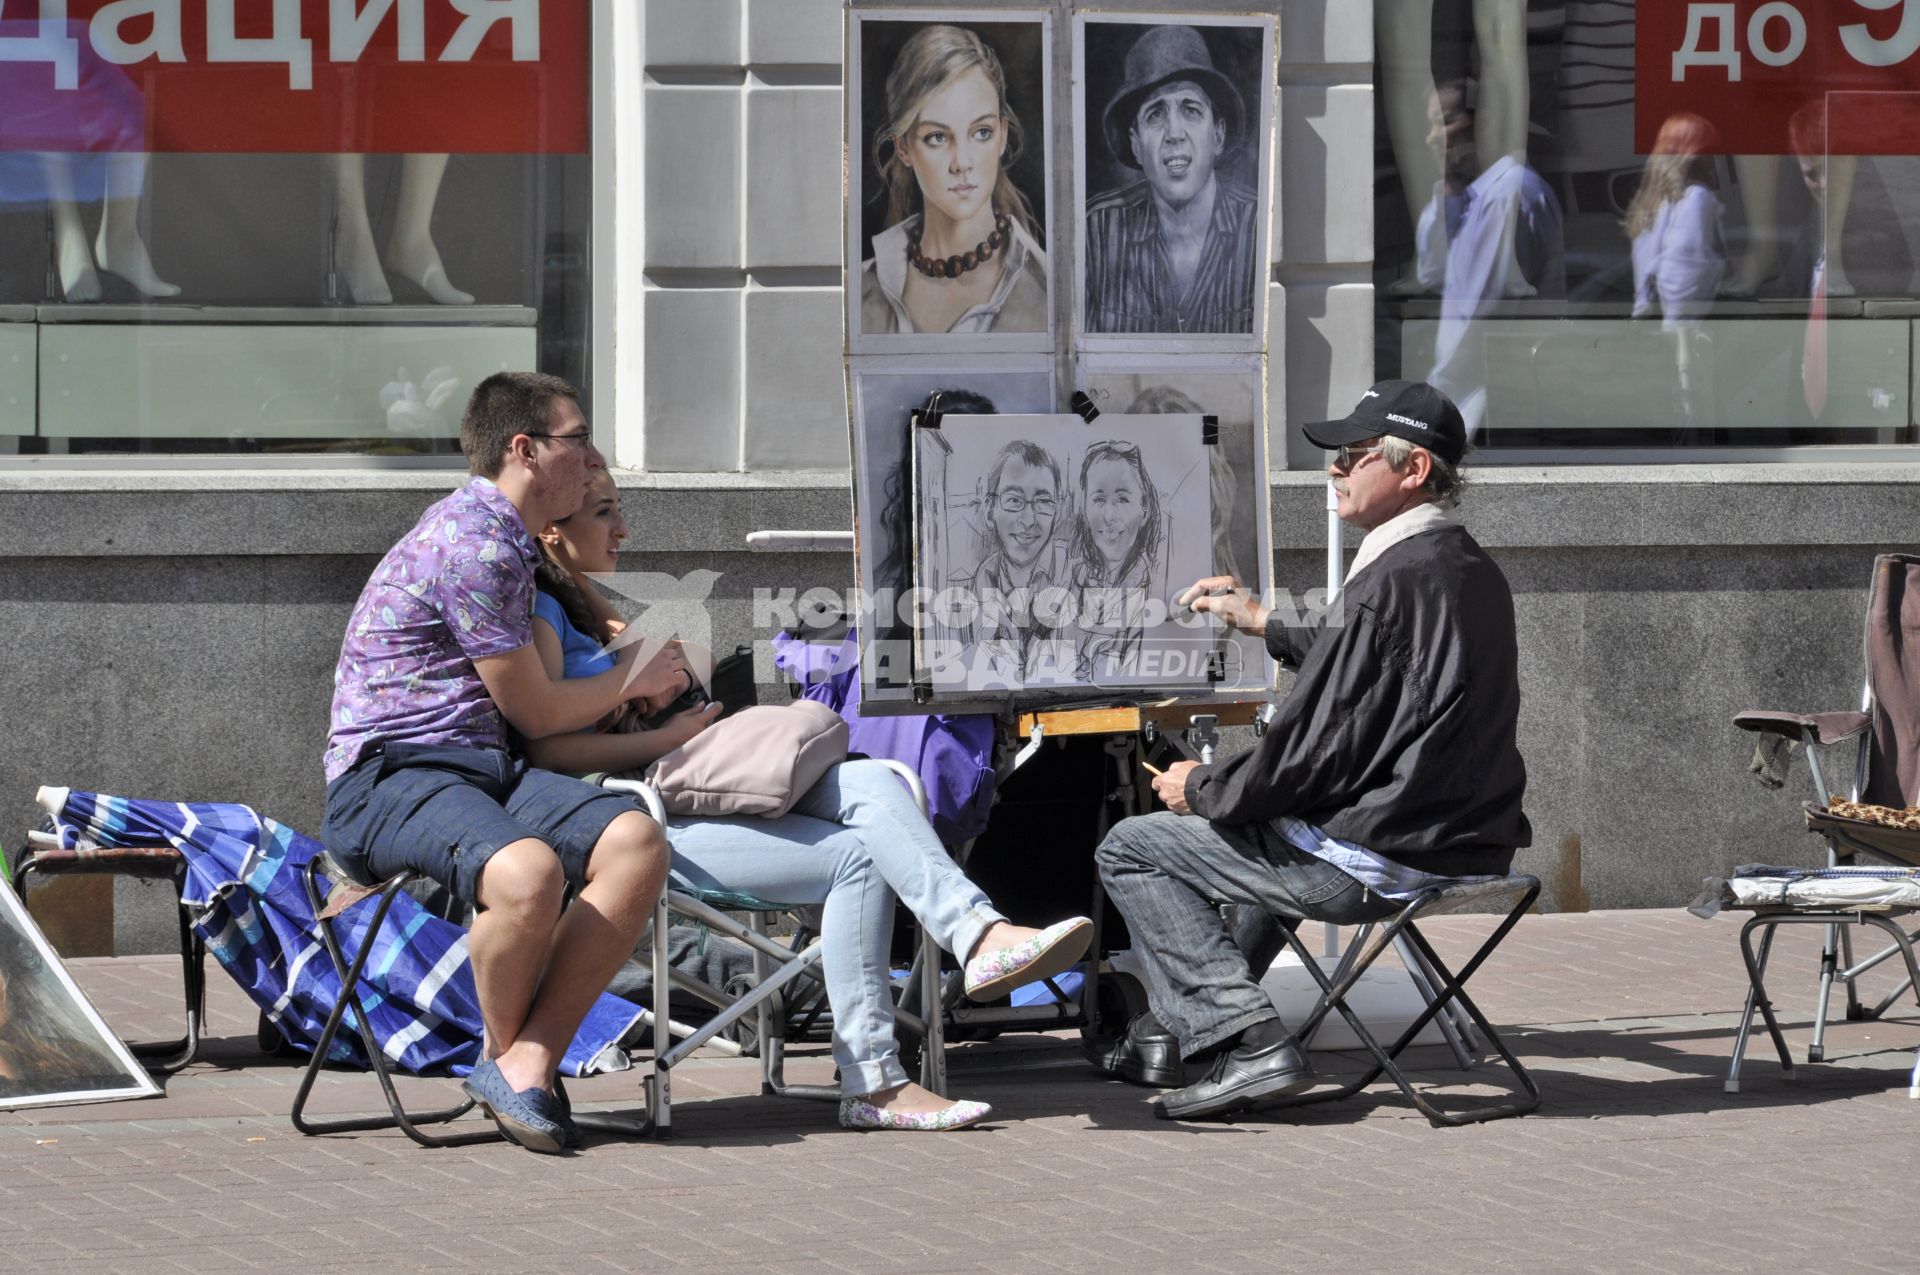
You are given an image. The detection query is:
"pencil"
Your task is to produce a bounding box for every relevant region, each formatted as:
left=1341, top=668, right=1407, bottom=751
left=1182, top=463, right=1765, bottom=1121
left=1142, top=760, right=1165, bottom=777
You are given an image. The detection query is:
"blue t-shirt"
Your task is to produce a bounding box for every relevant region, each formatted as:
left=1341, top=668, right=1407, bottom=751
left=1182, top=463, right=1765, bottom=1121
left=532, top=591, right=616, bottom=678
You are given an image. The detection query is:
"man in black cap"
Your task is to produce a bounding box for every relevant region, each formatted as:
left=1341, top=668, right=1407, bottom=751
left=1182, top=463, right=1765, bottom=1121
left=1084, top=24, right=1260, bottom=334
left=1088, top=380, right=1530, bottom=1120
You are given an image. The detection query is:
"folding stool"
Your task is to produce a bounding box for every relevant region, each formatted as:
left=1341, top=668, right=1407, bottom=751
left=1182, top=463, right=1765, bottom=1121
left=17, top=836, right=206, bottom=1073
left=1257, top=873, right=1543, bottom=1127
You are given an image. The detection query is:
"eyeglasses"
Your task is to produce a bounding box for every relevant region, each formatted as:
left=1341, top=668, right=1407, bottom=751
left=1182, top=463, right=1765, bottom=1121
left=525, top=430, right=594, bottom=449
left=992, top=492, right=1057, bottom=516
left=1333, top=443, right=1386, bottom=471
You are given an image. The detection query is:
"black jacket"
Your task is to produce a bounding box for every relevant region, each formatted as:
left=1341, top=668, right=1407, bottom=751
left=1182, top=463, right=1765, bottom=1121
left=1185, top=522, right=1529, bottom=873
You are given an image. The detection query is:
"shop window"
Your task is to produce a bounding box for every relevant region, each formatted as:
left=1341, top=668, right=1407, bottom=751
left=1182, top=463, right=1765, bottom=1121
left=1375, top=2, right=1920, bottom=451
left=0, top=1, right=589, bottom=457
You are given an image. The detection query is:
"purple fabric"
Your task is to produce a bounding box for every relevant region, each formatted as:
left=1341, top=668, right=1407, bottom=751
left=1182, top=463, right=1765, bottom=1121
left=324, top=478, right=541, bottom=782
left=773, top=629, right=998, bottom=847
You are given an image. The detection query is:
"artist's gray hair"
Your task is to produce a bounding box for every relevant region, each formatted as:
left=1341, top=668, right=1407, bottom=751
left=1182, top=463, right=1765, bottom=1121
left=1380, top=436, right=1467, bottom=507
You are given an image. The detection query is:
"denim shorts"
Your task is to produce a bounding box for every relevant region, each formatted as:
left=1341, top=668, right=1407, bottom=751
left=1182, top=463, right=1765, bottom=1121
left=321, top=743, right=641, bottom=909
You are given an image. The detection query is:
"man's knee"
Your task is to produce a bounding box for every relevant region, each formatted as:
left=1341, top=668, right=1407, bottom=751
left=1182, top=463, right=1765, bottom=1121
left=1096, top=811, right=1178, bottom=874
left=587, top=811, right=669, bottom=893
left=475, top=839, right=565, bottom=919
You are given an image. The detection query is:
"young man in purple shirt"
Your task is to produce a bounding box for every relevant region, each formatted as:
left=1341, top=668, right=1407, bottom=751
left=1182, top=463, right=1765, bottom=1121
left=322, top=371, right=686, bottom=1154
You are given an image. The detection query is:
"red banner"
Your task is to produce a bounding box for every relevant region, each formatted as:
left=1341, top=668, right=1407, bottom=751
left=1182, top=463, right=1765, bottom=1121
left=1638, top=2, right=1920, bottom=156
left=0, top=0, right=588, bottom=154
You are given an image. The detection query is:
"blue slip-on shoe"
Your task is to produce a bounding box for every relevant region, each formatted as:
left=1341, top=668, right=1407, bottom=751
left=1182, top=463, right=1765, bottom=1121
left=539, top=1084, right=584, bottom=1149
left=462, top=1059, right=567, bottom=1155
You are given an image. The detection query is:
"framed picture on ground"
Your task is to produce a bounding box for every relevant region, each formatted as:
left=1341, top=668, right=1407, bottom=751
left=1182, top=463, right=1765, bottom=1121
left=0, top=879, right=161, bottom=1110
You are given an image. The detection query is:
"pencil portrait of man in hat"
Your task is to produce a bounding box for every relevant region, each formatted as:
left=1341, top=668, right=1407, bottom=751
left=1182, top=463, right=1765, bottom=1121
left=1083, top=22, right=1263, bottom=336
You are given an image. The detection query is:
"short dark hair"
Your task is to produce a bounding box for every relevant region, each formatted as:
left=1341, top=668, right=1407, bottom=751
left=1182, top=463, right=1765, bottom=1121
left=460, top=371, right=579, bottom=478
left=985, top=440, right=1062, bottom=503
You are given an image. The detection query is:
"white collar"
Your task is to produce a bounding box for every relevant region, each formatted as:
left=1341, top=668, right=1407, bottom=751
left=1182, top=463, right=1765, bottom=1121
left=869, top=214, right=1044, bottom=333
left=1347, top=502, right=1457, bottom=582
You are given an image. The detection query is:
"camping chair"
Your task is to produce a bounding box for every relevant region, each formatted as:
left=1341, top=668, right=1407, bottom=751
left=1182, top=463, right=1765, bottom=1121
left=610, top=759, right=946, bottom=1135
left=1255, top=873, right=1544, bottom=1127
left=291, top=789, right=673, bottom=1148
left=1724, top=551, right=1920, bottom=1095
left=17, top=821, right=206, bottom=1073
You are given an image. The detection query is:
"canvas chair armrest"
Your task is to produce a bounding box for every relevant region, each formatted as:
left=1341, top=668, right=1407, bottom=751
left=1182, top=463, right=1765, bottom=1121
left=1732, top=710, right=1870, bottom=746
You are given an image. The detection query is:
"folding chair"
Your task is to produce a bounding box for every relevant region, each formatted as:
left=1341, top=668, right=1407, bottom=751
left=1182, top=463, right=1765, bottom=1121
left=291, top=791, right=667, bottom=1148
left=16, top=832, right=206, bottom=1073
left=613, top=759, right=946, bottom=1135
left=1724, top=551, right=1920, bottom=1094
left=1256, top=873, right=1543, bottom=1127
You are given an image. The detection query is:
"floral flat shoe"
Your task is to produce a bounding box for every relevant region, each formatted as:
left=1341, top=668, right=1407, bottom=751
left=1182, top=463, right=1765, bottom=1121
left=838, top=1096, right=993, bottom=1131
left=962, top=916, right=1094, bottom=1002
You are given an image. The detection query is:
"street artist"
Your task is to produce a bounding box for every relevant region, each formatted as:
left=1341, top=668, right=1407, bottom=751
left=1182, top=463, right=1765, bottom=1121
left=1090, top=380, right=1531, bottom=1120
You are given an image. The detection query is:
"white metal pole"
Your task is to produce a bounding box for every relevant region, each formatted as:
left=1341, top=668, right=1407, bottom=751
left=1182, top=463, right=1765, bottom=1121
left=1324, top=482, right=1343, bottom=960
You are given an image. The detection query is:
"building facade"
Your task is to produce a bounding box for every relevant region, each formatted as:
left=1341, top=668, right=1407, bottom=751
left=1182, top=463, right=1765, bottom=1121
left=0, top=0, right=1901, bottom=952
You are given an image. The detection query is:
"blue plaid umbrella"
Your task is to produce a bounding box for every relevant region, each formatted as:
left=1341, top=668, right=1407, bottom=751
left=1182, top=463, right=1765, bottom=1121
left=40, top=788, right=644, bottom=1079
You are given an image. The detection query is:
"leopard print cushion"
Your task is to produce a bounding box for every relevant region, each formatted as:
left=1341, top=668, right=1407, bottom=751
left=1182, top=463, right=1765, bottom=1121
left=1827, top=798, right=1920, bottom=829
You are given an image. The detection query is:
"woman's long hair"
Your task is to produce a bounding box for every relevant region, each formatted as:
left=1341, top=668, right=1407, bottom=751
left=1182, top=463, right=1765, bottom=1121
left=1624, top=113, right=1718, bottom=238
left=534, top=549, right=612, bottom=648
left=871, top=24, right=1038, bottom=240
left=1070, top=441, right=1162, bottom=587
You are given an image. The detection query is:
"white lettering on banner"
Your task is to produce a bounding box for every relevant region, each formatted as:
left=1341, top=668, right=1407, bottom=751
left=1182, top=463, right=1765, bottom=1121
left=1747, top=1, right=1807, bottom=67
left=330, top=0, right=426, bottom=62
left=1842, top=0, right=1920, bottom=67
left=1674, top=3, right=1744, bottom=82
left=442, top=0, right=539, bottom=62
left=0, top=0, right=81, bottom=90
left=91, top=0, right=186, bottom=65
left=206, top=0, right=314, bottom=89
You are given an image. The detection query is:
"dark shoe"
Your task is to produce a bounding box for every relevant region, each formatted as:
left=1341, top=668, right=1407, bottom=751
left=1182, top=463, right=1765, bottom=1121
left=1086, top=1012, right=1186, bottom=1089
left=462, top=1059, right=567, bottom=1154
left=542, top=1083, right=583, bottom=1149
left=1152, top=1031, right=1314, bottom=1121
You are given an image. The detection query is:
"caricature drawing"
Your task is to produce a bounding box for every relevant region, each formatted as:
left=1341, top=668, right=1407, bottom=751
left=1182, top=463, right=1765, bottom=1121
left=1067, top=439, right=1167, bottom=680
left=950, top=438, right=1073, bottom=683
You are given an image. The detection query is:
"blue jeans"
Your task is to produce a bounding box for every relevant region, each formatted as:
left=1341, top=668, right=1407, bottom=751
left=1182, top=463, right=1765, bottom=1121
left=662, top=758, right=1006, bottom=1096
left=1096, top=811, right=1396, bottom=1058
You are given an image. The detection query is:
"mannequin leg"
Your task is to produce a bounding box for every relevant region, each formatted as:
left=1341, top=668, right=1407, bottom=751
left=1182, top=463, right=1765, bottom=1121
left=94, top=153, right=179, bottom=298
left=327, top=153, right=392, bottom=305
left=1377, top=0, right=1440, bottom=294
left=385, top=153, right=473, bottom=305
left=1820, top=155, right=1859, bottom=297
left=38, top=154, right=101, bottom=302
left=1725, top=155, right=1782, bottom=296
left=1473, top=0, right=1530, bottom=164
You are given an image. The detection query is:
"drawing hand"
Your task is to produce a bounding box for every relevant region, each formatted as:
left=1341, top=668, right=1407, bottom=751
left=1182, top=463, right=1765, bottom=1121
left=1177, top=576, right=1269, bottom=635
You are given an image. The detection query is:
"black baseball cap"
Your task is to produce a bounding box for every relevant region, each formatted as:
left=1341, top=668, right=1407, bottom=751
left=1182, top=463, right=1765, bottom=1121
left=1302, top=379, right=1467, bottom=466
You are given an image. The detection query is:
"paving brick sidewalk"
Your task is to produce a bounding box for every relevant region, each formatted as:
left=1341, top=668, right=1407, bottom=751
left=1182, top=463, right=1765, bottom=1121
left=4, top=910, right=1917, bottom=1274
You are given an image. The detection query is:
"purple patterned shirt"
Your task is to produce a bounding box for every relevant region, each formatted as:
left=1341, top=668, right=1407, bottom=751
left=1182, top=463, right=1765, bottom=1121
left=323, top=477, right=541, bottom=783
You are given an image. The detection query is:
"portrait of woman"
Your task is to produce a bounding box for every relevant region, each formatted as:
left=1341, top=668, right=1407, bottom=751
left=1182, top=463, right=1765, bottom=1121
left=854, top=19, right=1050, bottom=341
left=1068, top=439, right=1166, bottom=679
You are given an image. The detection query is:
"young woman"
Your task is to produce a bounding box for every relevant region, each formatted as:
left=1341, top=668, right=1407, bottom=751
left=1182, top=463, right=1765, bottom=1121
left=524, top=474, right=1092, bottom=1132
left=1624, top=113, right=1725, bottom=329
left=860, top=24, right=1048, bottom=335
left=1068, top=441, right=1164, bottom=679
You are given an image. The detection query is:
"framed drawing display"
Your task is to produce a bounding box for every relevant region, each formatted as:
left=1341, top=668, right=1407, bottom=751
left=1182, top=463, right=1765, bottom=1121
left=847, top=10, right=1056, bottom=355
left=0, top=880, right=160, bottom=1111
left=849, top=360, right=1055, bottom=706
left=1073, top=14, right=1276, bottom=352
left=910, top=410, right=1220, bottom=699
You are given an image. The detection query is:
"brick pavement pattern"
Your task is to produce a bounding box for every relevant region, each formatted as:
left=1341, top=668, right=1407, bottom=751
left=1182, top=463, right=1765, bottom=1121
left=4, top=910, right=1918, bottom=1274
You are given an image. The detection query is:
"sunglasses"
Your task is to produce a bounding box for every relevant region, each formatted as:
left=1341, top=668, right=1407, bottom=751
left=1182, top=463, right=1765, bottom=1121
left=1333, top=443, right=1386, bottom=470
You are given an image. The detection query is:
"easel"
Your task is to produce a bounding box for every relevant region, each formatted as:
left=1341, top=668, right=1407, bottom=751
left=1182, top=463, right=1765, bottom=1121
left=990, top=698, right=1271, bottom=1073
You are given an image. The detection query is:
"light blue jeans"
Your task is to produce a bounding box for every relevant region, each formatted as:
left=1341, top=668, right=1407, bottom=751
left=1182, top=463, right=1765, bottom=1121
left=662, top=758, right=1006, bottom=1096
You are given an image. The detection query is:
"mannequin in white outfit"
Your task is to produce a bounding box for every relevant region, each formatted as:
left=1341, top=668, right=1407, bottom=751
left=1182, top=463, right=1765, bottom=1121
left=327, top=153, right=473, bottom=305
left=39, top=152, right=178, bottom=301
